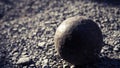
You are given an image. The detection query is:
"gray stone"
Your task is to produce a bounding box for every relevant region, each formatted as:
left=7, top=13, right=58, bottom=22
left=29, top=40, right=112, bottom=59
left=54, top=16, right=103, bottom=65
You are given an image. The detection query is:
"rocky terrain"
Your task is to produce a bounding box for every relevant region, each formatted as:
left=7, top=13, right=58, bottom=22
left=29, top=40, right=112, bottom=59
left=0, top=0, right=120, bottom=68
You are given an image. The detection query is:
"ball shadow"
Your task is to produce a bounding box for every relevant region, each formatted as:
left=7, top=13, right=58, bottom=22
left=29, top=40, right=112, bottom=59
left=74, top=43, right=120, bottom=68
left=74, top=56, right=120, bottom=68
left=100, top=57, right=120, bottom=66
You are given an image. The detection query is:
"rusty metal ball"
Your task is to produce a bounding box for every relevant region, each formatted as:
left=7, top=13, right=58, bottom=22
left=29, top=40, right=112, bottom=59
left=54, top=16, right=103, bottom=65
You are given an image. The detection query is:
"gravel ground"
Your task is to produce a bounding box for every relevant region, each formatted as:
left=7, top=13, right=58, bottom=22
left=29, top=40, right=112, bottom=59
left=0, top=0, right=120, bottom=68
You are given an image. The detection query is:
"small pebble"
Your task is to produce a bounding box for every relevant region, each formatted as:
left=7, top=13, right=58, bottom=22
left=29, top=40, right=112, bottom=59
left=16, top=57, right=32, bottom=65
left=37, top=42, right=46, bottom=48
left=113, top=45, right=120, bottom=52
left=63, top=64, right=70, bottom=68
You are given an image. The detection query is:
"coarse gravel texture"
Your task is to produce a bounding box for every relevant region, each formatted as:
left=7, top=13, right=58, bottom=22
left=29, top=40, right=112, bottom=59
left=0, top=0, right=120, bottom=68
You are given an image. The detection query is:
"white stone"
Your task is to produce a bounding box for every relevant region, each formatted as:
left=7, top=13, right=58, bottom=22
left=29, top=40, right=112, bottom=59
left=16, top=57, right=31, bottom=65
left=37, top=42, right=46, bottom=48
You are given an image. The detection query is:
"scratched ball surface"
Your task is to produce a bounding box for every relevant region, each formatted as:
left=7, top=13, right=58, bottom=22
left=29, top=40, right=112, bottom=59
left=54, top=16, right=103, bottom=65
